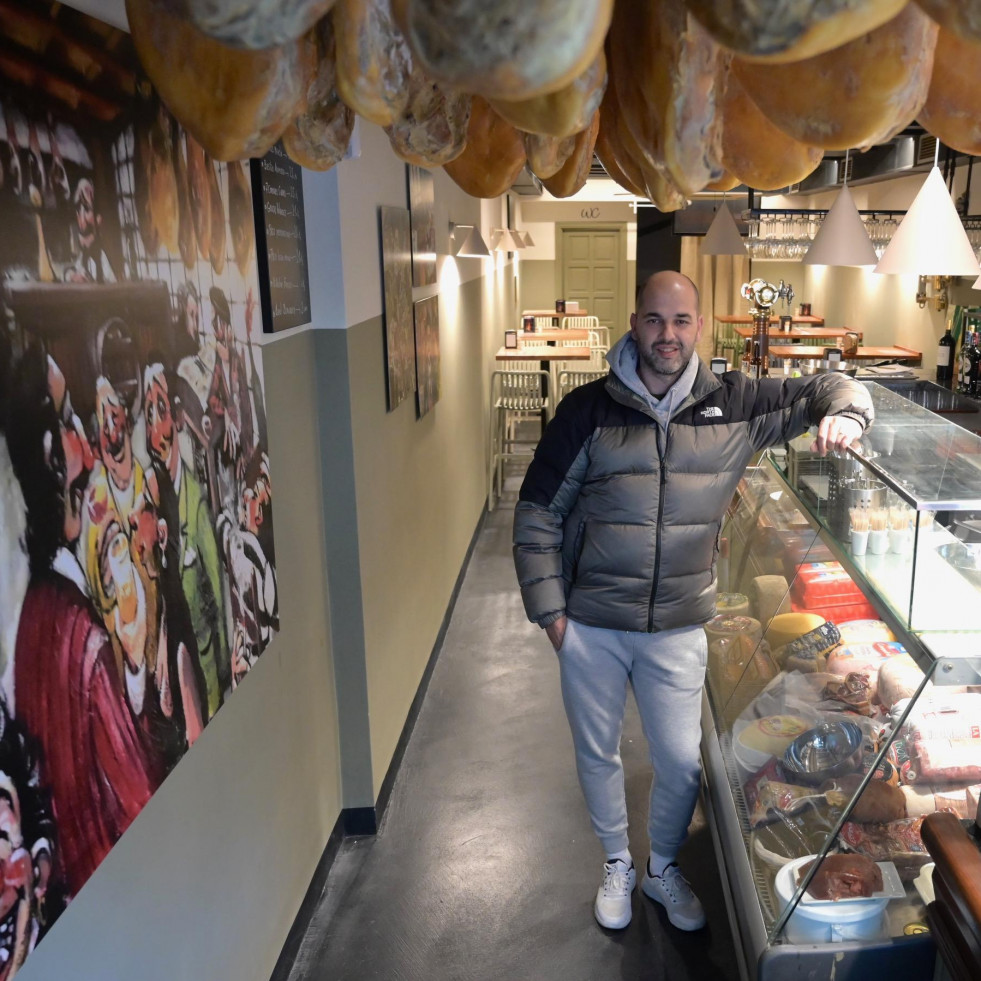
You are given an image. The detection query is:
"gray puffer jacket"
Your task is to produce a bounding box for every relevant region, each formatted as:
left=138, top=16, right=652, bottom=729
left=513, top=347, right=873, bottom=633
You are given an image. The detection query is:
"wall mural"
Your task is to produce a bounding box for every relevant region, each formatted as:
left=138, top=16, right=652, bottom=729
left=413, top=295, right=440, bottom=418
left=0, top=1, right=278, bottom=968
left=379, top=204, right=414, bottom=411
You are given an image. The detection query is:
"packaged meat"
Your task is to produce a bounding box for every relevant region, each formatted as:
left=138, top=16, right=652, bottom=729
left=840, top=816, right=932, bottom=881
left=822, top=672, right=874, bottom=716
left=909, top=737, right=981, bottom=786
left=906, top=692, right=981, bottom=741
left=901, top=783, right=981, bottom=819
left=876, top=653, right=926, bottom=710
left=798, top=853, right=884, bottom=900
left=823, top=774, right=906, bottom=823
left=837, top=620, right=895, bottom=645
left=826, top=642, right=908, bottom=696
left=792, top=561, right=866, bottom=606
left=749, top=778, right=824, bottom=827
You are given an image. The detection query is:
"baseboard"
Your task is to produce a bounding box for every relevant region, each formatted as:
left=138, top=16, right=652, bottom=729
left=267, top=506, right=487, bottom=981
left=267, top=811, right=345, bottom=981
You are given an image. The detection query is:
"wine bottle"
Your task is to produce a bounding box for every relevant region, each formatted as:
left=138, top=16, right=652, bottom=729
left=969, top=331, right=981, bottom=398
left=937, top=320, right=954, bottom=382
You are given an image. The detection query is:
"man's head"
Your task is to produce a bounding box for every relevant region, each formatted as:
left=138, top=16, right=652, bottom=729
left=177, top=282, right=200, bottom=343
left=5, top=346, right=94, bottom=572
left=94, top=376, right=132, bottom=488
left=629, top=272, right=703, bottom=394
left=143, top=363, right=178, bottom=479
left=73, top=177, right=97, bottom=251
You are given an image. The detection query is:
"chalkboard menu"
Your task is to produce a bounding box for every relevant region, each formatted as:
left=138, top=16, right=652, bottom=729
left=250, top=143, right=311, bottom=332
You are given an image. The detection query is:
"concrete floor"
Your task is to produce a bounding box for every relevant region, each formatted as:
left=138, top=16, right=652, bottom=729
left=286, top=459, right=741, bottom=981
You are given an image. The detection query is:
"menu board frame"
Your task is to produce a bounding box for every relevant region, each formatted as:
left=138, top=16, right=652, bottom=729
left=250, top=143, right=312, bottom=332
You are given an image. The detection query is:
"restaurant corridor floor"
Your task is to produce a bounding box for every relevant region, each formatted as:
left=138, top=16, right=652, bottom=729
left=284, top=460, right=741, bottom=981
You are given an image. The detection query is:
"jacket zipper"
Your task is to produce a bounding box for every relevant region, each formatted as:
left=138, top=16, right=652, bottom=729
left=648, top=425, right=667, bottom=631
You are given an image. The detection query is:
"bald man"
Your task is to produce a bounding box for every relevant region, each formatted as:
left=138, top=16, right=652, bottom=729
left=513, top=271, right=873, bottom=932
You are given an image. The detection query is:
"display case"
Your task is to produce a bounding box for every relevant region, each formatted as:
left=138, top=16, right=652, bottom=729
left=701, top=381, right=981, bottom=981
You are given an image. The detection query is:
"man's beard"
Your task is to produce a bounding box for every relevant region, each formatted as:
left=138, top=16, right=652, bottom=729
left=639, top=343, right=689, bottom=377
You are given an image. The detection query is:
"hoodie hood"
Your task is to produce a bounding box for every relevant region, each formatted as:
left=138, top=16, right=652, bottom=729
left=607, top=333, right=700, bottom=426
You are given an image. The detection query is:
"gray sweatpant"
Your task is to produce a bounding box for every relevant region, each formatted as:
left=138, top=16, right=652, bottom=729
left=556, top=618, right=708, bottom=858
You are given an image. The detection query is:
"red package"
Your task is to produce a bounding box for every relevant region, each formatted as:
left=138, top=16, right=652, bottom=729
left=792, top=562, right=866, bottom=607
left=791, top=598, right=878, bottom=623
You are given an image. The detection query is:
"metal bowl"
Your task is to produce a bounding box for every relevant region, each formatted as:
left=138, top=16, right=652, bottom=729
left=936, top=541, right=981, bottom=590
left=783, top=721, right=865, bottom=785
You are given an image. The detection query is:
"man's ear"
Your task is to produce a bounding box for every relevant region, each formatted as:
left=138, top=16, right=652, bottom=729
left=629, top=312, right=637, bottom=334
left=156, top=518, right=168, bottom=552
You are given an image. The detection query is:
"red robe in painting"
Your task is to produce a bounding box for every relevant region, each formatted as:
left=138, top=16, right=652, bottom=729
left=14, top=567, right=160, bottom=897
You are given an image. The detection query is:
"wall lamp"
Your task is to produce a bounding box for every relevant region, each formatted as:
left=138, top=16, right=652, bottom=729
left=450, top=223, right=490, bottom=257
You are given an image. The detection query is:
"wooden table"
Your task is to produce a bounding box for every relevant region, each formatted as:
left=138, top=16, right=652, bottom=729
left=514, top=328, right=591, bottom=343
left=523, top=308, right=589, bottom=318
left=715, top=315, right=825, bottom=325
left=767, top=344, right=921, bottom=362
left=732, top=326, right=862, bottom=342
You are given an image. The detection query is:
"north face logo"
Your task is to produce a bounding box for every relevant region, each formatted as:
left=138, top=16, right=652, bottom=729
left=700, top=406, right=723, bottom=419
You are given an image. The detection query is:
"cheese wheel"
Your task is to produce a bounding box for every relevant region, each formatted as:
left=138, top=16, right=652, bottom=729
left=384, top=67, right=471, bottom=168
left=333, top=0, right=412, bottom=127
left=608, top=0, right=725, bottom=196
left=685, top=0, right=908, bottom=65
left=392, top=0, right=614, bottom=101
left=541, top=109, right=599, bottom=198
left=719, top=63, right=824, bottom=190
left=918, top=28, right=981, bottom=155
left=739, top=715, right=811, bottom=756
left=914, top=0, right=981, bottom=44
left=751, top=575, right=791, bottom=627
left=523, top=132, right=576, bottom=180
left=764, top=612, right=826, bottom=651
left=283, top=16, right=355, bottom=171
left=178, top=0, right=337, bottom=50
left=442, top=97, right=526, bottom=199
left=489, top=50, right=607, bottom=139
left=716, top=592, right=750, bottom=618
left=732, top=5, right=939, bottom=151
left=126, top=0, right=316, bottom=161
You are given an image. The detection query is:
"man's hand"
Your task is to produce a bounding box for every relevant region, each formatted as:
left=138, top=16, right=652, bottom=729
left=811, top=414, right=864, bottom=457
left=545, top=615, right=567, bottom=652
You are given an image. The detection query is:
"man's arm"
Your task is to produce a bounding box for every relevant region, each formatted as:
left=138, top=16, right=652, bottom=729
left=512, top=386, right=596, bottom=631
left=746, top=373, right=873, bottom=455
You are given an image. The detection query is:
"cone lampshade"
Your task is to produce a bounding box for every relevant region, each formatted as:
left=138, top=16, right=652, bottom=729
left=701, top=204, right=746, bottom=255
left=802, top=184, right=877, bottom=267
left=519, top=230, right=535, bottom=247
left=453, top=225, right=490, bottom=257
left=874, top=167, right=980, bottom=276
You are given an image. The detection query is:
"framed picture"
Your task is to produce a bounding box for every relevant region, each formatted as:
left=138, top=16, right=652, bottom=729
left=407, top=164, right=437, bottom=287
left=413, top=294, right=440, bottom=417
left=379, top=205, right=415, bottom=410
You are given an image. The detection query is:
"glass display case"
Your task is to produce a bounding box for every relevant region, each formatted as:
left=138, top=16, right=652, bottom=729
left=701, top=381, right=981, bottom=981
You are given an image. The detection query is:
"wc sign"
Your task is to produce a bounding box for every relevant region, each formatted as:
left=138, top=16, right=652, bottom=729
left=580, top=207, right=602, bottom=219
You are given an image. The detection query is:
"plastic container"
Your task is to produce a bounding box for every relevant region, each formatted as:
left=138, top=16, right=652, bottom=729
left=774, top=856, right=890, bottom=944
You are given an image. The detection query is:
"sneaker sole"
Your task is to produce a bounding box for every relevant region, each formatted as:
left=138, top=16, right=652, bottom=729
left=640, top=875, right=707, bottom=931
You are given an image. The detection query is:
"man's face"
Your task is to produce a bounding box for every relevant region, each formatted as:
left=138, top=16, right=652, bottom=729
left=144, top=375, right=175, bottom=471
left=185, top=295, right=200, bottom=340
left=75, top=181, right=96, bottom=249
left=97, top=386, right=131, bottom=478
left=49, top=359, right=93, bottom=545
left=0, top=774, right=32, bottom=980
left=630, top=276, right=703, bottom=380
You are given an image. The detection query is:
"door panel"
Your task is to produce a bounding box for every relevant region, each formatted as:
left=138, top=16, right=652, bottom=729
left=560, top=228, right=623, bottom=335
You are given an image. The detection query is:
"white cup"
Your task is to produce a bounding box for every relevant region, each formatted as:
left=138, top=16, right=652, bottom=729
left=850, top=529, right=869, bottom=556
left=890, top=528, right=913, bottom=554
left=869, top=529, right=890, bottom=555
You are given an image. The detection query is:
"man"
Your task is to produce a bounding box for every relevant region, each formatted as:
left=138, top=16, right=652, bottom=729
left=144, top=363, right=229, bottom=719
left=66, top=177, right=116, bottom=284
left=512, top=272, right=872, bottom=932
left=5, top=346, right=158, bottom=897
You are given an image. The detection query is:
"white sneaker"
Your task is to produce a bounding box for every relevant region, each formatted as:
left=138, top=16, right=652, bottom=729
left=594, top=859, right=636, bottom=929
left=641, top=860, right=706, bottom=931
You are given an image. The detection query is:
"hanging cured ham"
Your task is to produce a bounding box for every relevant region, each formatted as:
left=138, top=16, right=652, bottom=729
left=732, top=4, right=938, bottom=151
left=442, top=97, right=526, bottom=199
left=913, top=0, right=981, bottom=44
left=523, top=132, right=576, bottom=181
left=541, top=109, right=599, bottom=198
left=592, top=76, right=649, bottom=199
left=185, top=133, right=212, bottom=262
left=283, top=15, right=355, bottom=170
left=173, top=125, right=197, bottom=269
left=333, top=0, right=412, bottom=127
left=384, top=65, right=471, bottom=167
left=683, top=0, right=907, bottom=63
left=146, top=101, right=180, bottom=255
left=126, top=0, right=315, bottom=160
left=177, top=0, right=337, bottom=50
left=719, top=63, right=823, bottom=190
left=918, top=28, right=981, bottom=154
left=391, top=0, right=613, bottom=101
left=607, top=0, right=724, bottom=197
left=207, top=156, right=226, bottom=273
left=227, top=159, right=255, bottom=278
left=489, top=51, right=607, bottom=139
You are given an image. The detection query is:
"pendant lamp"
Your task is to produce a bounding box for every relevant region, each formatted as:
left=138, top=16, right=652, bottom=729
left=874, top=167, right=980, bottom=277
left=803, top=183, right=877, bottom=267
left=701, top=203, right=746, bottom=255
